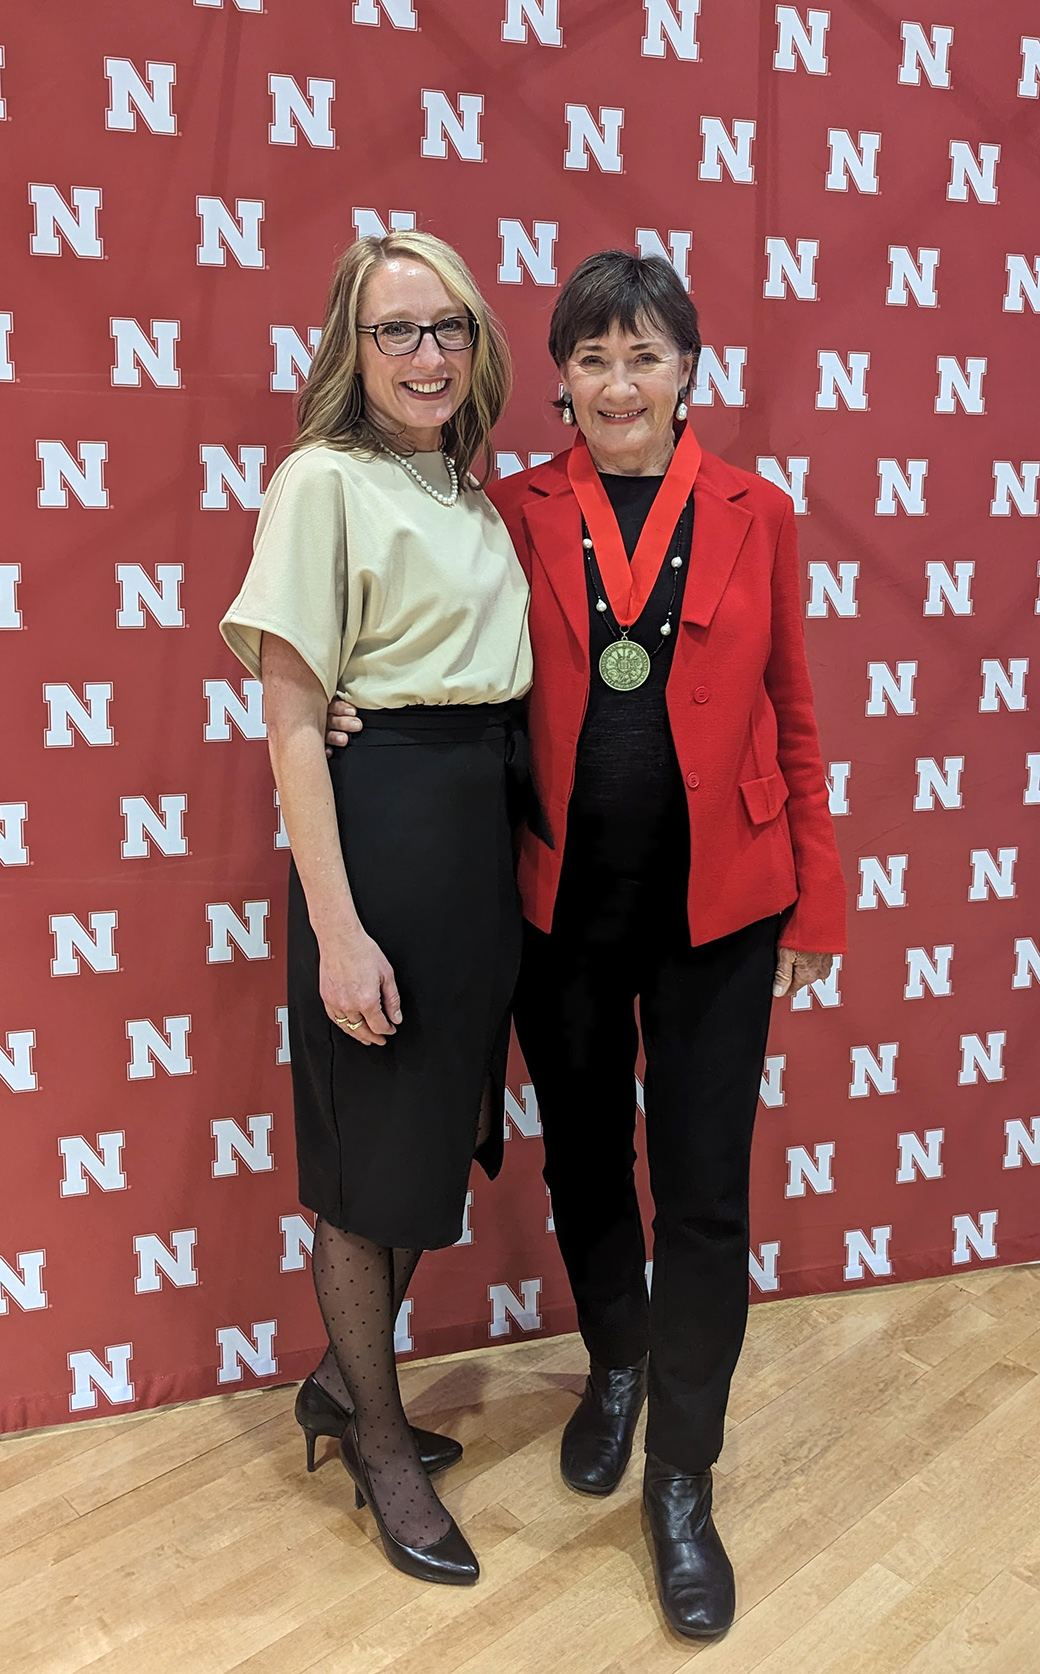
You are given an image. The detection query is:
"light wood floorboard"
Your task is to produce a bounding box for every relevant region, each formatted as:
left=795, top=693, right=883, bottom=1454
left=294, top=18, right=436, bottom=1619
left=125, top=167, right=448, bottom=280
left=1, top=1268, right=1038, bottom=1673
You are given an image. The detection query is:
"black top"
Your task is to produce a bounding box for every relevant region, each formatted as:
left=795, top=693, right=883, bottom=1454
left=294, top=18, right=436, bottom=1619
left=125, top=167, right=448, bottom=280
left=556, top=472, right=693, bottom=934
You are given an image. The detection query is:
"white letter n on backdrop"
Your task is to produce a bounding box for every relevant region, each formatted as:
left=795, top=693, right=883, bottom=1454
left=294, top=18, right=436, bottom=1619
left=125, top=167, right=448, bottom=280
left=134, top=1230, right=198, bottom=1293
left=196, top=198, right=264, bottom=267
left=825, top=130, right=881, bottom=193
left=270, top=326, right=323, bottom=391
left=564, top=106, right=624, bottom=173
left=37, top=443, right=108, bottom=509
left=990, top=462, right=1039, bottom=516
left=635, top=229, right=693, bottom=289
left=68, top=1346, right=134, bottom=1412
left=206, top=901, right=270, bottom=963
left=699, top=118, right=755, bottom=183
left=29, top=185, right=103, bottom=258
left=690, top=347, right=747, bottom=408
left=816, top=351, right=869, bottom=410
left=353, top=0, right=417, bottom=25
left=498, top=220, right=558, bottom=285
left=502, top=0, right=563, bottom=47
left=352, top=208, right=416, bottom=240
left=773, top=8, right=830, bottom=75
left=948, top=142, right=1000, bottom=204
left=756, top=456, right=808, bottom=512
left=886, top=247, right=939, bottom=307
left=875, top=459, right=928, bottom=515
left=217, top=1323, right=277, bottom=1384
left=104, top=59, right=177, bottom=134
left=489, top=1280, right=542, bottom=1338
left=199, top=446, right=265, bottom=509
left=924, top=559, right=971, bottom=619
left=0, top=1251, right=47, bottom=1313
left=126, top=1017, right=192, bottom=1080
left=121, top=794, right=188, bottom=856
left=268, top=76, right=335, bottom=148
left=0, top=803, right=29, bottom=866
left=1004, top=255, right=1040, bottom=313
left=59, top=1132, right=127, bottom=1196
left=420, top=92, right=484, bottom=160
left=110, top=319, right=181, bottom=389
left=43, top=683, right=114, bottom=746
left=1019, top=38, right=1040, bottom=98
left=0, top=1032, right=37, bottom=1092
left=642, top=0, right=700, bottom=60
left=898, top=22, right=953, bottom=87
left=763, top=238, right=819, bottom=299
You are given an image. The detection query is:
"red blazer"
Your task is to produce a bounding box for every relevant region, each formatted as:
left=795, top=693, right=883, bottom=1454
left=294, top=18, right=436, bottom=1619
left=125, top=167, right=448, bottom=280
left=489, top=446, right=848, bottom=953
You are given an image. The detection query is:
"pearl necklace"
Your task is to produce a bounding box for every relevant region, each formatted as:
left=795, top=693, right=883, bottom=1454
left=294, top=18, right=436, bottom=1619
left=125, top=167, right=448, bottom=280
left=584, top=534, right=683, bottom=639
left=382, top=446, right=460, bottom=507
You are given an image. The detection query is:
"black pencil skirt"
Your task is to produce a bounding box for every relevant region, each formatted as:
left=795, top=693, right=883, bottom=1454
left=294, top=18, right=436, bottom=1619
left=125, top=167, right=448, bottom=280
left=286, top=702, right=524, bottom=1251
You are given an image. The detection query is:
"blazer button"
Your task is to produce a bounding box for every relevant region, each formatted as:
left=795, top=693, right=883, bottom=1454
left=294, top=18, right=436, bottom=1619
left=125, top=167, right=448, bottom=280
left=686, top=772, right=700, bottom=789
left=694, top=686, right=710, bottom=704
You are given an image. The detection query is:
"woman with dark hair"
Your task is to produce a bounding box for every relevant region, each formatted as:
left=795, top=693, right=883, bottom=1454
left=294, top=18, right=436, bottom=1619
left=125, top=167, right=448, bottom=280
left=494, top=251, right=846, bottom=1638
left=327, top=247, right=846, bottom=1637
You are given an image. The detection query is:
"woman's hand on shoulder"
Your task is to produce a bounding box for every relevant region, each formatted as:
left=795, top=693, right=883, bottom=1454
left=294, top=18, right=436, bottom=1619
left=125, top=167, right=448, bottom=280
left=325, top=699, right=362, bottom=757
left=319, top=925, right=402, bottom=1046
left=773, top=948, right=833, bottom=999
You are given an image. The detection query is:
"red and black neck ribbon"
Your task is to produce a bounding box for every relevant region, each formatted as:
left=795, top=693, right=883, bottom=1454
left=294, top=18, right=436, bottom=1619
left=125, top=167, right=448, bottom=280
left=565, top=423, right=702, bottom=626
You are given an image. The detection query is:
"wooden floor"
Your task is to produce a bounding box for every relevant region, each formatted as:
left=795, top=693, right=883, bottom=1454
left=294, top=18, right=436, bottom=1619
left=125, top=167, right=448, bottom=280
left=2, top=1267, right=1039, bottom=1674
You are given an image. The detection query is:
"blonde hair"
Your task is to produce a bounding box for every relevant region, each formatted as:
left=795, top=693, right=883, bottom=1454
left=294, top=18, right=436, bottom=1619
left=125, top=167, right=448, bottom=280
left=295, top=231, right=512, bottom=487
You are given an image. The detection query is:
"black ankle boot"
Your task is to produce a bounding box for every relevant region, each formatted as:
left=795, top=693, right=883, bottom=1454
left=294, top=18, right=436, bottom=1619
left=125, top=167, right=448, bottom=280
left=559, top=1356, right=648, bottom=1495
left=295, top=1374, right=463, bottom=1476
left=643, top=1453, right=735, bottom=1640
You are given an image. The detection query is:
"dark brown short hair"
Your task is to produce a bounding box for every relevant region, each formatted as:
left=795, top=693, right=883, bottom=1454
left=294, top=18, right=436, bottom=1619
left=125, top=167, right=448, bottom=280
left=548, top=249, right=701, bottom=382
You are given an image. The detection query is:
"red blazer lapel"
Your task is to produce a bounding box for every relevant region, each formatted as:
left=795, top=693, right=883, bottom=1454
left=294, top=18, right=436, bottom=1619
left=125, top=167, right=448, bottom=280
left=520, top=480, right=590, bottom=665
left=681, top=460, right=754, bottom=627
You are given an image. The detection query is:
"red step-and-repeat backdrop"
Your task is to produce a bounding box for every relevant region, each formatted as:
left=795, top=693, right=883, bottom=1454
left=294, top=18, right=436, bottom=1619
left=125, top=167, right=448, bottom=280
left=2, top=0, right=1038, bottom=1431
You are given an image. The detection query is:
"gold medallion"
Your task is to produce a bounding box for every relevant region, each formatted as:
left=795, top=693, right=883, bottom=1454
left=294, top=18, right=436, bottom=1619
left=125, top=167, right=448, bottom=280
left=599, top=637, right=651, bottom=691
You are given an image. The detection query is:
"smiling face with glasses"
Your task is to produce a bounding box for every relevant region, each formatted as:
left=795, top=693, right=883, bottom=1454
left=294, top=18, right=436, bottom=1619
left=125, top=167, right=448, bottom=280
left=356, top=259, right=478, bottom=453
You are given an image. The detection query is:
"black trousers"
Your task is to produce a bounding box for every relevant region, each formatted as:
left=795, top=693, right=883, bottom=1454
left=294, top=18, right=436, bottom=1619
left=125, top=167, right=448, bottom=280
left=513, top=894, right=778, bottom=1474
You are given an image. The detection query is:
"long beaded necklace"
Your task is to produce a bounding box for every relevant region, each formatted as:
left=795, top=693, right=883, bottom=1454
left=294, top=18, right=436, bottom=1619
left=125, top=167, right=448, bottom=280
left=381, top=445, right=460, bottom=506
left=582, top=497, right=693, bottom=691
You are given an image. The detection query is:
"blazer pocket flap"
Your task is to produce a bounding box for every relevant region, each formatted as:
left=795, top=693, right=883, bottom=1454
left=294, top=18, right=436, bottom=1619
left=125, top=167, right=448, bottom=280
left=740, top=771, right=790, bottom=825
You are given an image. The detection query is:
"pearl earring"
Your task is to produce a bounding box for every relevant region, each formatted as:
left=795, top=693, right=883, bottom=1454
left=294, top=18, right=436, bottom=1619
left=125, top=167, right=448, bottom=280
left=561, top=395, right=575, bottom=426
left=675, top=394, right=689, bottom=421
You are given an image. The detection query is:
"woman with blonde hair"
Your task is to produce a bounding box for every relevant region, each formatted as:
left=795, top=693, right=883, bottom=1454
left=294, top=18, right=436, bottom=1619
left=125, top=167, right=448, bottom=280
left=220, top=231, right=532, bottom=1585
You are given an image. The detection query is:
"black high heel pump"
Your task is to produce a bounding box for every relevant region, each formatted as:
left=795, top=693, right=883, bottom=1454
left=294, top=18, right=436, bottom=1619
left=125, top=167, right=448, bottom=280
left=294, top=1374, right=463, bottom=1476
left=339, top=1420, right=479, bottom=1585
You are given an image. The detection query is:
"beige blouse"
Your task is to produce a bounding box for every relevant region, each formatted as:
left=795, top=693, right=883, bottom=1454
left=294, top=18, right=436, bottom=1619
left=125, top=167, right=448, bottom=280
left=220, top=444, right=533, bottom=707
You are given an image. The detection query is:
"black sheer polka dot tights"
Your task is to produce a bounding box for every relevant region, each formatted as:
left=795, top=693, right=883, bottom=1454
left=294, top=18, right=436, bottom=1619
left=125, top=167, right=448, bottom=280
left=314, top=1243, right=420, bottom=1414
left=311, top=1219, right=450, bottom=1549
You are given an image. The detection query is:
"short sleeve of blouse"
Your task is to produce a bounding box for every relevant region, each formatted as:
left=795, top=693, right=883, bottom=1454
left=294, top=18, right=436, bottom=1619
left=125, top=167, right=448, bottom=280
left=219, top=447, right=348, bottom=701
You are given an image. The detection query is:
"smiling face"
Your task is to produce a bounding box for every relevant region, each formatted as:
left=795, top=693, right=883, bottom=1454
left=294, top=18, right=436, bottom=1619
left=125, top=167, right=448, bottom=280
left=561, top=317, right=694, bottom=476
left=356, top=258, right=474, bottom=451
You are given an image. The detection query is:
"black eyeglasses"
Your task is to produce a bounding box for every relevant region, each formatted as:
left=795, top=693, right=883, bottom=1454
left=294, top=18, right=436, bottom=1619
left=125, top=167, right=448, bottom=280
left=357, top=315, right=478, bottom=356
